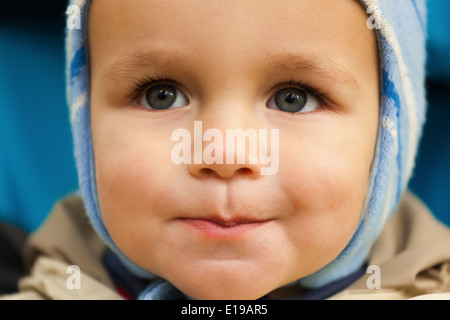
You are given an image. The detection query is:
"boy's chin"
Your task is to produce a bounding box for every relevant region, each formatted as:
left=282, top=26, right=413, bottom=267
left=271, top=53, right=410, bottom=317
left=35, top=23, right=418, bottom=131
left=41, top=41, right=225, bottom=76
left=161, top=263, right=296, bottom=300
left=174, top=278, right=279, bottom=300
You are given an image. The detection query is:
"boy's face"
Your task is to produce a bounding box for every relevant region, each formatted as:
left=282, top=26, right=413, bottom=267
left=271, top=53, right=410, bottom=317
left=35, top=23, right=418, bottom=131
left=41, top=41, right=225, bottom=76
left=89, top=0, right=379, bottom=299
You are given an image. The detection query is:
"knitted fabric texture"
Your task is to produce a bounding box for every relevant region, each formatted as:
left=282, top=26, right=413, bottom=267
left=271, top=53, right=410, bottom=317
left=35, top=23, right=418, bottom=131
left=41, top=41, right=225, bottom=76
left=65, top=0, right=428, bottom=298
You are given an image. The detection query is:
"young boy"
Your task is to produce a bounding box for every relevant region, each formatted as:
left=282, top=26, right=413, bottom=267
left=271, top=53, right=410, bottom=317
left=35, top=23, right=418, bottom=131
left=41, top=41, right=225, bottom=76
left=3, top=0, right=450, bottom=300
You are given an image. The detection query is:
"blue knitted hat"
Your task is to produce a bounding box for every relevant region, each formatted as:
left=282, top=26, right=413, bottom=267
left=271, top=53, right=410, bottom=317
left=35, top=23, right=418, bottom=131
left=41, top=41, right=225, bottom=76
left=65, top=0, right=428, bottom=297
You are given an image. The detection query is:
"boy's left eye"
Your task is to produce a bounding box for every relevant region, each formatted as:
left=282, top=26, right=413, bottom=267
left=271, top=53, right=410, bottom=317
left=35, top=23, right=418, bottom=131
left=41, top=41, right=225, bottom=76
left=139, top=84, right=189, bottom=110
left=267, top=87, right=321, bottom=113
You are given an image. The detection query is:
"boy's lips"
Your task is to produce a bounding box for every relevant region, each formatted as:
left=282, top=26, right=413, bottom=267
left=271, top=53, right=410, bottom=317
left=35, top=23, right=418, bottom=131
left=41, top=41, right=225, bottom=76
left=177, top=216, right=273, bottom=239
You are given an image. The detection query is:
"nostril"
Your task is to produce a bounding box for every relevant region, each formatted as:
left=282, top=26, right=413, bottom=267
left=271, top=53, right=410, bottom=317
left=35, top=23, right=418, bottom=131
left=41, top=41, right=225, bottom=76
left=197, top=167, right=256, bottom=179
left=199, top=167, right=217, bottom=177
left=236, top=168, right=253, bottom=175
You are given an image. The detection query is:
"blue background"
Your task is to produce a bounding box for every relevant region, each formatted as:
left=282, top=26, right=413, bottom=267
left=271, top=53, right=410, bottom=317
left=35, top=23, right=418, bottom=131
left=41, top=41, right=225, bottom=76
left=0, top=1, right=449, bottom=232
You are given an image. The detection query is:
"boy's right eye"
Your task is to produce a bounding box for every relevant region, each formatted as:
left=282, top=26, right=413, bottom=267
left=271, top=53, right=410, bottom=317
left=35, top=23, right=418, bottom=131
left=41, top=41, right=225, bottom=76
left=139, top=84, right=189, bottom=110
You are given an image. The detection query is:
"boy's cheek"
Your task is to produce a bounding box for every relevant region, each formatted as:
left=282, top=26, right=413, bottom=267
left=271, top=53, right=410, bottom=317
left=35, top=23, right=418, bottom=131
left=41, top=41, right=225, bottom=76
left=276, top=125, right=372, bottom=241
left=278, top=123, right=372, bottom=200
left=91, top=114, right=179, bottom=217
left=280, top=149, right=367, bottom=229
left=94, top=140, right=176, bottom=211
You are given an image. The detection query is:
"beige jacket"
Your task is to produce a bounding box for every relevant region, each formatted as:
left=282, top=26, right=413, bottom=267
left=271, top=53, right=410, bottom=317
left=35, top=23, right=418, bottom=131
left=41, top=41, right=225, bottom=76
left=2, top=192, right=450, bottom=300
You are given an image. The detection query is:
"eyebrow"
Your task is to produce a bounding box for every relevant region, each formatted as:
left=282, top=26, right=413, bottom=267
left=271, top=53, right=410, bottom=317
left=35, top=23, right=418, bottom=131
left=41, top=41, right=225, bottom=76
left=99, top=49, right=197, bottom=81
left=262, top=53, right=360, bottom=90
left=100, top=49, right=359, bottom=90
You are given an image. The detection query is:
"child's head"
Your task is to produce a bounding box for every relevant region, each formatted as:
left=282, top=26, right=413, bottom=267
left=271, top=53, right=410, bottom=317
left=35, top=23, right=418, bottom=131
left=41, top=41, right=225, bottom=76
left=66, top=0, right=427, bottom=299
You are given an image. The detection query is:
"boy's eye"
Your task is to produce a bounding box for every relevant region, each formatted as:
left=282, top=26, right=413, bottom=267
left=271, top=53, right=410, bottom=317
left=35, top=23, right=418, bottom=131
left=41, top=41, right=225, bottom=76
left=267, top=87, right=320, bottom=113
left=140, top=84, right=189, bottom=110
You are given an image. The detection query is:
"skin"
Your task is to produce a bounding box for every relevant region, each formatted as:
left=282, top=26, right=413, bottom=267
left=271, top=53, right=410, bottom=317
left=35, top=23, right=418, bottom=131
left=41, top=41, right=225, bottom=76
left=88, top=0, right=380, bottom=299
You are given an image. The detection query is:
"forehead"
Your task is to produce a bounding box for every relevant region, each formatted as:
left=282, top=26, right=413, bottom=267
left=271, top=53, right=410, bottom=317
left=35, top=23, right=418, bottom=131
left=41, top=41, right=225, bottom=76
left=88, top=0, right=375, bottom=88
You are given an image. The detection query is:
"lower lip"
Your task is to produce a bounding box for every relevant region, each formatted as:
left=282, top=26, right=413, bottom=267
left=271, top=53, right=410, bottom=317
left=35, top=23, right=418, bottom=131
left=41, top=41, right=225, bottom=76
left=179, top=219, right=270, bottom=239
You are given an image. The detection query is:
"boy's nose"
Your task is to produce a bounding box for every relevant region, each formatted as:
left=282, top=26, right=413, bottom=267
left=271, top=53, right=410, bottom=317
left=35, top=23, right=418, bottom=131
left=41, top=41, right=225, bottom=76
left=185, top=99, right=270, bottom=179
left=187, top=153, right=264, bottom=180
left=186, top=126, right=266, bottom=179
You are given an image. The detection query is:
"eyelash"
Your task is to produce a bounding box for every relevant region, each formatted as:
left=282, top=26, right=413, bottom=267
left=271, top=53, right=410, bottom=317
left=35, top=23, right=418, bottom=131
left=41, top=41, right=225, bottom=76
left=128, top=74, right=333, bottom=107
left=129, top=74, right=174, bottom=101
left=276, top=78, right=333, bottom=106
